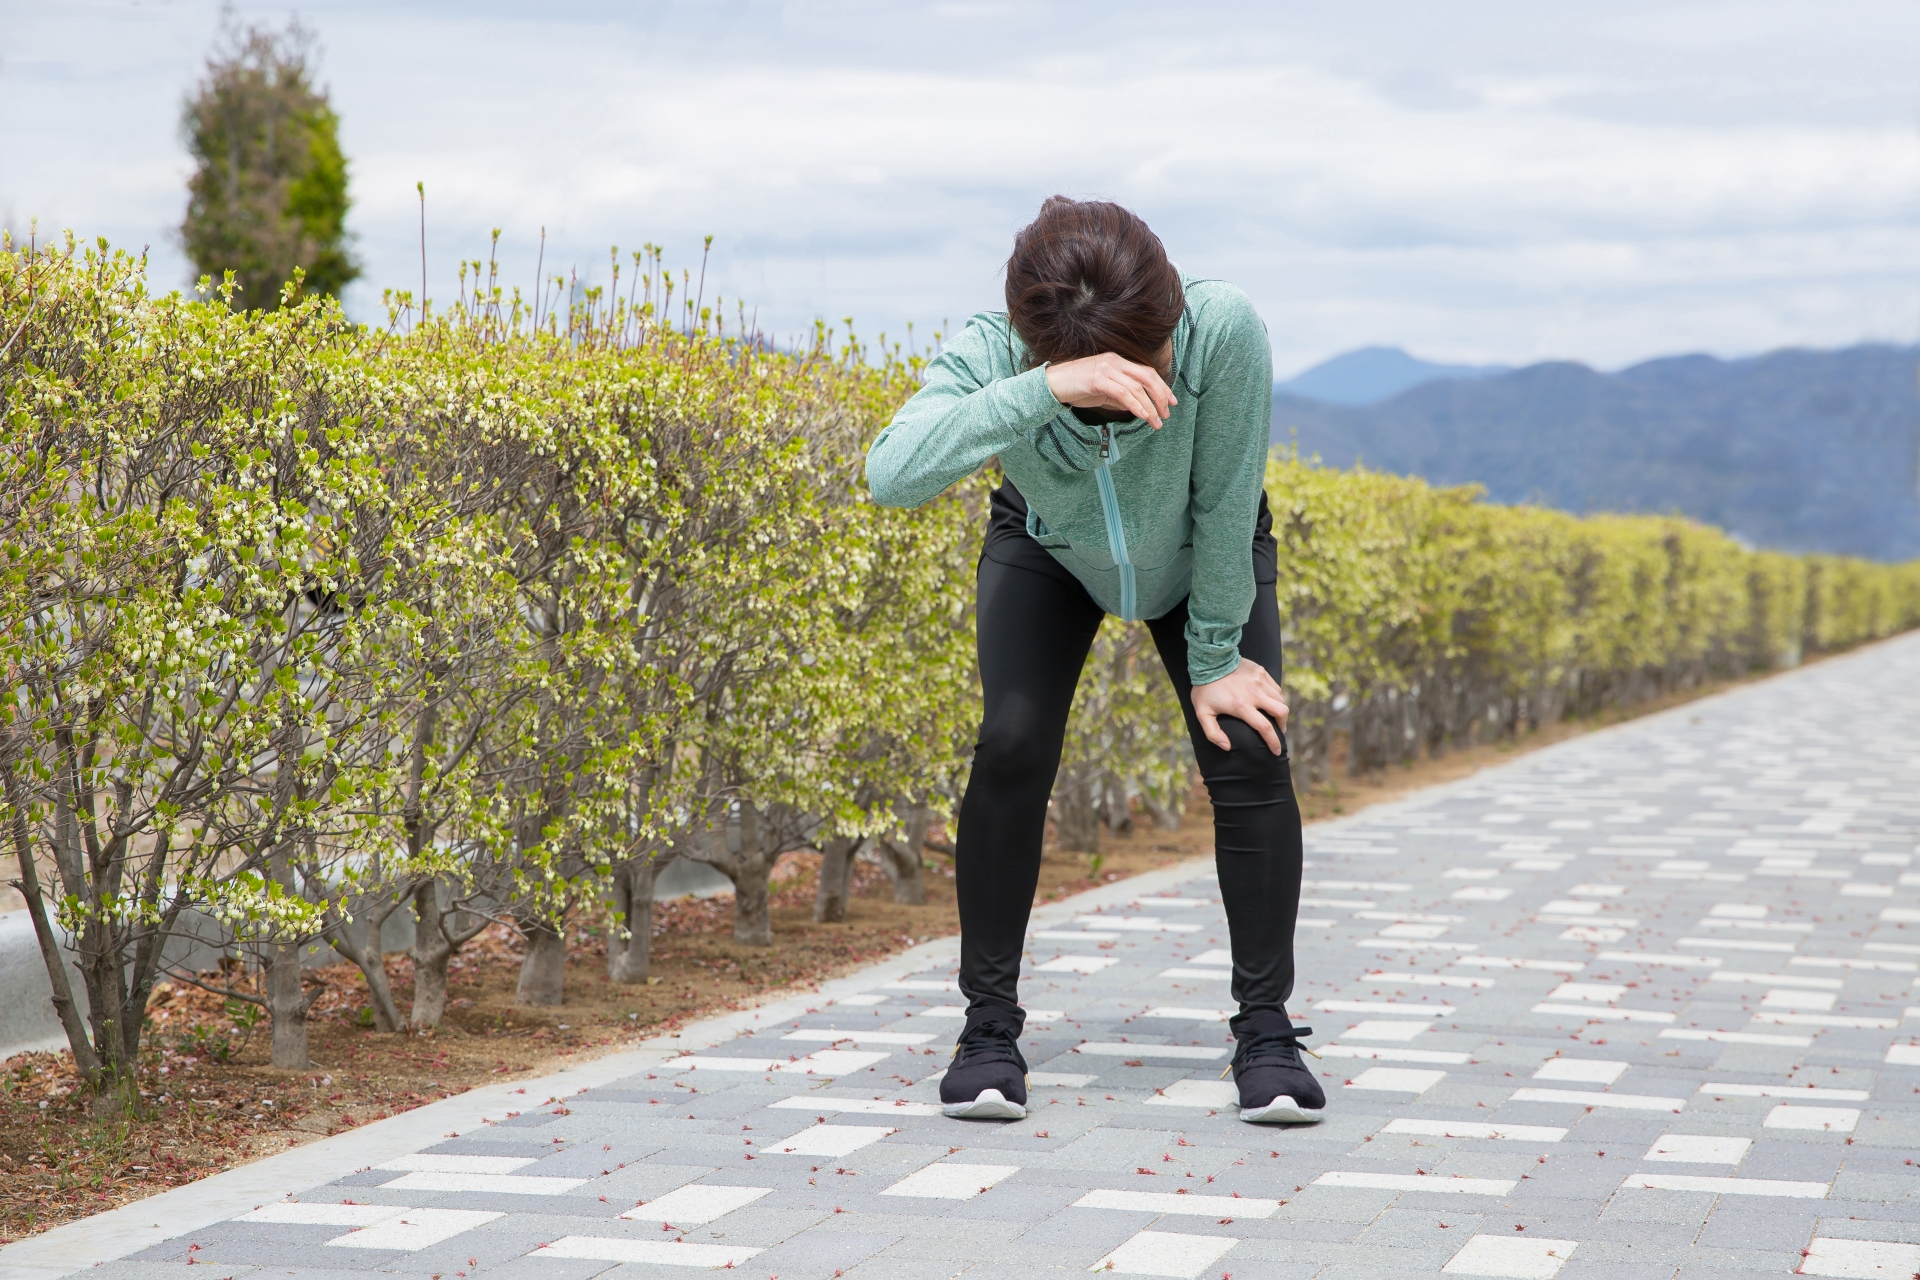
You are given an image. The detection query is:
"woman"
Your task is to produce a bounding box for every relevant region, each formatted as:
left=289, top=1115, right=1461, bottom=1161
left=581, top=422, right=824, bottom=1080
left=867, top=196, right=1320, bottom=1125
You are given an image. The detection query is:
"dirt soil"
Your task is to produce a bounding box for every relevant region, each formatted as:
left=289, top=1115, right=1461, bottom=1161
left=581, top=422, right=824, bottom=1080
left=0, top=668, right=1783, bottom=1244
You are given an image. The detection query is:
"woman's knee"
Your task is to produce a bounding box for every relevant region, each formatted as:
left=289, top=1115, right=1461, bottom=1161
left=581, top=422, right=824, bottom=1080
left=972, top=711, right=1064, bottom=792
left=1198, top=718, right=1294, bottom=803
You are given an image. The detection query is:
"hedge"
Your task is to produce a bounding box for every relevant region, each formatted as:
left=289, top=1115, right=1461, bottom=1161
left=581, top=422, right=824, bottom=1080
left=4, top=234, right=1916, bottom=1101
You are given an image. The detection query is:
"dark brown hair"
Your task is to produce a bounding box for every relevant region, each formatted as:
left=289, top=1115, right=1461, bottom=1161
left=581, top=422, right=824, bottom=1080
left=1005, top=196, right=1184, bottom=368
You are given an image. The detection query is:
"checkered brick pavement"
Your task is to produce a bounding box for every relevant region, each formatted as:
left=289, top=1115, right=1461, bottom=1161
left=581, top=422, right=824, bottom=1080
left=22, top=633, right=1920, bottom=1280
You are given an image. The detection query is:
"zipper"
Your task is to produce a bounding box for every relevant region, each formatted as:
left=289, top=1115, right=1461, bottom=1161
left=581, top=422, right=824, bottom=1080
left=1095, top=423, right=1136, bottom=621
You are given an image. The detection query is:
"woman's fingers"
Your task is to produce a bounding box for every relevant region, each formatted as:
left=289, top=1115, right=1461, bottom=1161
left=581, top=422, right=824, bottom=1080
left=1099, top=359, right=1175, bottom=427
left=1048, top=354, right=1178, bottom=428
left=1105, top=367, right=1165, bottom=427
left=1194, top=703, right=1232, bottom=752
left=1238, top=701, right=1283, bottom=755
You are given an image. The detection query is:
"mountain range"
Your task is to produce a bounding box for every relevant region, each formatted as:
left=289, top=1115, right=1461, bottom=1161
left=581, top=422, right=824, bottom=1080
left=1275, top=345, right=1512, bottom=405
left=1270, top=344, right=1920, bottom=561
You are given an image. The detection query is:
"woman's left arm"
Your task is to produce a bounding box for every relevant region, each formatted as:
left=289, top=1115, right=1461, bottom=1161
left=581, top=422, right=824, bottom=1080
left=1183, top=286, right=1275, bottom=690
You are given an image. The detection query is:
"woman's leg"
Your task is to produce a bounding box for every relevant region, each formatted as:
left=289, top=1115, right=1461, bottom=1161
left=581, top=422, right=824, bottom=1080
left=1144, top=578, right=1303, bottom=1018
left=1146, top=580, right=1318, bottom=1121
left=954, top=555, right=1105, bottom=1020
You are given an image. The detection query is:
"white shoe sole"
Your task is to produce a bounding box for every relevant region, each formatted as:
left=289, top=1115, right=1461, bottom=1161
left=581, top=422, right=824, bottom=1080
left=941, top=1088, right=1027, bottom=1121
left=1238, top=1095, right=1325, bottom=1124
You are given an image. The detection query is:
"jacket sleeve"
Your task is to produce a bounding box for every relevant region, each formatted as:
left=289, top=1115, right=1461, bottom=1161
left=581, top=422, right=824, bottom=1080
left=1183, top=287, right=1274, bottom=686
left=866, top=320, right=1084, bottom=508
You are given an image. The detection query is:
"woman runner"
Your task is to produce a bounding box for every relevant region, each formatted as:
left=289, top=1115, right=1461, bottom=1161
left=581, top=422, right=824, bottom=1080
left=866, top=196, right=1321, bottom=1125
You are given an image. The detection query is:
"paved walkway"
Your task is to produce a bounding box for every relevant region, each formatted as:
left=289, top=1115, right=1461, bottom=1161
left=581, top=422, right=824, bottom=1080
left=7, top=633, right=1920, bottom=1280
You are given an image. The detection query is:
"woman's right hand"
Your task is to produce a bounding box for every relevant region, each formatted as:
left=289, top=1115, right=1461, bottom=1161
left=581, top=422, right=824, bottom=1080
left=1045, top=353, right=1177, bottom=429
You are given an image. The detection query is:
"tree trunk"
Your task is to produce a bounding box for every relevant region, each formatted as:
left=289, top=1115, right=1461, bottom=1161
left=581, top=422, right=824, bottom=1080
left=813, top=836, right=860, bottom=923
left=326, top=900, right=404, bottom=1032
left=1101, top=778, right=1134, bottom=835
left=265, top=940, right=310, bottom=1069
left=409, top=879, right=453, bottom=1029
left=731, top=805, right=774, bottom=946
left=880, top=807, right=928, bottom=906
left=732, top=862, right=772, bottom=945
left=1140, top=788, right=1184, bottom=832
left=607, top=859, right=660, bottom=984
left=1051, top=767, right=1102, bottom=854
left=515, top=919, right=567, bottom=1005
left=4, top=766, right=101, bottom=1082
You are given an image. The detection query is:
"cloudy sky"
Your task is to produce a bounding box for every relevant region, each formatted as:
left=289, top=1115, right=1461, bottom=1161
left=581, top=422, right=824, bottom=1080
left=6, top=0, right=1920, bottom=375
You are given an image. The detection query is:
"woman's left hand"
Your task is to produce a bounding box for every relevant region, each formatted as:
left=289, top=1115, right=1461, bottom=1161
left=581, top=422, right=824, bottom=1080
left=1191, top=658, right=1289, bottom=754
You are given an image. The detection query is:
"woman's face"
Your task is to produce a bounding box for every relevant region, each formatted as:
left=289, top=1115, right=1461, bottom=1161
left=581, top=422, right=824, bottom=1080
left=1152, top=339, right=1173, bottom=382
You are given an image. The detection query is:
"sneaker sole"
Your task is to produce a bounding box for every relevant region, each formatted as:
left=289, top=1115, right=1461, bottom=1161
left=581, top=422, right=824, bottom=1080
left=940, top=1088, right=1027, bottom=1121
left=1238, top=1095, right=1325, bottom=1124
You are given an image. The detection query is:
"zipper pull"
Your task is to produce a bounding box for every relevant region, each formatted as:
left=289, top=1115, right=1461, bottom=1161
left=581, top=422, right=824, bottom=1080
left=1100, top=424, right=1112, bottom=461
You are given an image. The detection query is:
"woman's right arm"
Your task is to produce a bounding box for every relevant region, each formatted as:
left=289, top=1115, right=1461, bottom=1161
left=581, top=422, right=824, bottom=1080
left=865, top=321, right=1063, bottom=508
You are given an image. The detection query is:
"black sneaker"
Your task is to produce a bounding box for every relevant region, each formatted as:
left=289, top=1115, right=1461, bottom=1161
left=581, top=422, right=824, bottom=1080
left=939, top=1006, right=1029, bottom=1120
left=1229, top=1010, right=1325, bottom=1124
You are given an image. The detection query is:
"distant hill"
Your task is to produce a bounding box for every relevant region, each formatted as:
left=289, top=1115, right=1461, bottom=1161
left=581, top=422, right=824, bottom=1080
left=1277, top=345, right=1510, bottom=406
left=1270, top=344, right=1920, bottom=561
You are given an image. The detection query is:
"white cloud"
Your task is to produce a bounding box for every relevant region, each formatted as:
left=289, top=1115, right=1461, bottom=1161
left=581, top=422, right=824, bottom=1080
left=3, top=0, right=1918, bottom=371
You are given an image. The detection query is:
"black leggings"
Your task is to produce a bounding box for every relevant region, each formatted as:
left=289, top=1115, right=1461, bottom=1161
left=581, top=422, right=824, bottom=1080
left=954, top=494, right=1305, bottom=1032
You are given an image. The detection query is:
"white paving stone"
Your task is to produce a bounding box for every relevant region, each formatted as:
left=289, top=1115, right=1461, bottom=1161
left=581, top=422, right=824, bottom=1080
left=323, top=1208, right=504, bottom=1250
left=1698, top=1081, right=1868, bottom=1101
left=768, top=1096, right=942, bottom=1116
left=1072, top=1188, right=1280, bottom=1217
left=376, top=1171, right=585, bottom=1195
left=1144, top=1079, right=1238, bottom=1108
left=1620, top=1172, right=1828, bottom=1197
left=1530, top=1002, right=1675, bottom=1022
left=1037, top=954, right=1119, bottom=973
left=1314, top=1171, right=1514, bottom=1195
left=1364, top=971, right=1496, bottom=988
left=1508, top=1088, right=1685, bottom=1111
left=1073, top=915, right=1202, bottom=933
left=880, top=1162, right=1020, bottom=1199
left=1763, top=1104, right=1860, bottom=1131
left=765, top=1123, right=898, bottom=1155
left=1140, top=1006, right=1233, bottom=1021
left=1073, top=1042, right=1227, bottom=1060
left=237, top=1203, right=404, bottom=1227
left=1340, top=1019, right=1433, bottom=1041
left=1644, top=1134, right=1751, bottom=1163
left=622, top=1183, right=772, bottom=1222
left=1317, top=1044, right=1471, bottom=1064
left=1659, top=1027, right=1813, bottom=1046
left=1800, top=1237, right=1920, bottom=1278
left=1091, top=1229, right=1238, bottom=1278
left=1531, top=1058, right=1627, bottom=1084
left=1442, top=1234, right=1579, bottom=1278
left=1344, top=1067, right=1447, bottom=1094
left=1318, top=1000, right=1454, bottom=1015
left=535, top=1236, right=764, bottom=1267
left=779, top=1029, right=934, bottom=1045
left=1383, top=1119, right=1566, bottom=1142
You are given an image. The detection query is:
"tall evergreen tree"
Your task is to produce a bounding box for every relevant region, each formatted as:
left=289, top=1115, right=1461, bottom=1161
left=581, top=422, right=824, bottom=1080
left=180, top=16, right=359, bottom=308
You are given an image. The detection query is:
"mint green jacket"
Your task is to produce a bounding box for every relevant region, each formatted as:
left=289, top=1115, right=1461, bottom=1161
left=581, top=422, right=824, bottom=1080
left=865, top=275, right=1273, bottom=685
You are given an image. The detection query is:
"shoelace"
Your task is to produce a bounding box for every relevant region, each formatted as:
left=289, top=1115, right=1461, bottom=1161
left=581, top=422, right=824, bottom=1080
left=951, top=1016, right=1023, bottom=1067
left=1221, top=1024, right=1319, bottom=1079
